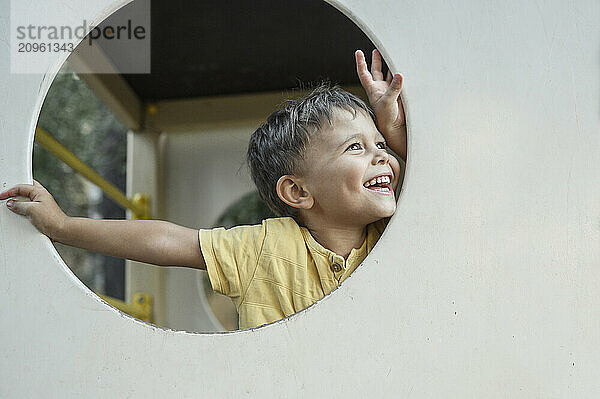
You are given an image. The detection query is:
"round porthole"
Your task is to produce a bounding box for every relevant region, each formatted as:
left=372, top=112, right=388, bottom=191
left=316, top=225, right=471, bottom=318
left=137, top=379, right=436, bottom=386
left=8, top=0, right=406, bottom=333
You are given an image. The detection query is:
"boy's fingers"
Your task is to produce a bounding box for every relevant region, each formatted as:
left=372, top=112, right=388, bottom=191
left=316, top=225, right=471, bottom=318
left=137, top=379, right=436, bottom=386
left=382, top=73, right=404, bottom=101
left=0, top=184, right=36, bottom=200
left=371, top=49, right=384, bottom=80
left=7, top=199, right=35, bottom=216
left=386, top=70, right=393, bottom=85
left=355, top=50, right=373, bottom=87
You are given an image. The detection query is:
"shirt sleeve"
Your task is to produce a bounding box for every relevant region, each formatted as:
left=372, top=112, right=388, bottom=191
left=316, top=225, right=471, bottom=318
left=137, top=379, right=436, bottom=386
left=198, top=222, right=267, bottom=299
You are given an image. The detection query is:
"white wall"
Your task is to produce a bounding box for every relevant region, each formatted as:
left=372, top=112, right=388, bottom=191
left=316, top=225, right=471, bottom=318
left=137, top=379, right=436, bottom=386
left=162, top=124, right=258, bottom=332
left=1, top=0, right=599, bottom=397
left=164, top=126, right=256, bottom=229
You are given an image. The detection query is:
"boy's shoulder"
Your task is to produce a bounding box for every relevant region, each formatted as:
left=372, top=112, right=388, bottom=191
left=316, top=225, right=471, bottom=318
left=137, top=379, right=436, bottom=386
left=211, top=216, right=298, bottom=232
left=260, top=216, right=305, bottom=239
left=260, top=216, right=299, bottom=228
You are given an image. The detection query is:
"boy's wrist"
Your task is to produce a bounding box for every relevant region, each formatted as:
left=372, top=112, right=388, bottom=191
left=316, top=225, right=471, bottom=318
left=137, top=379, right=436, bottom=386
left=379, top=123, right=407, bottom=160
left=52, top=215, right=72, bottom=244
left=378, top=122, right=406, bottom=136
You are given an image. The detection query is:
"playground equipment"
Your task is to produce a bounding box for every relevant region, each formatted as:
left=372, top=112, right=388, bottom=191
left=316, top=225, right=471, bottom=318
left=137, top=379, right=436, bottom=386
left=1, top=0, right=599, bottom=396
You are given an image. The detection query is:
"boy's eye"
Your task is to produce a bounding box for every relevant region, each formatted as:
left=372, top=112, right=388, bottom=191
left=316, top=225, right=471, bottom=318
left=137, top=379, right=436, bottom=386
left=346, top=142, right=362, bottom=151
left=376, top=142, right=387, bottom=150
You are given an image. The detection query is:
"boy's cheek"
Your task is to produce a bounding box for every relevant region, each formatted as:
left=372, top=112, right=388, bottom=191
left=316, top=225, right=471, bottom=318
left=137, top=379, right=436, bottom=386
left=389, top=157, right=402, bottom=189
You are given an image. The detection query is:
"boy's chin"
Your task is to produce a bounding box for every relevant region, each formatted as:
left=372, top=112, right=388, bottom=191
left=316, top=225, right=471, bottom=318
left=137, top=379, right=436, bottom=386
left=380, top=200, right=397, bottom=215
left=364, top=205, right=396, bottom=224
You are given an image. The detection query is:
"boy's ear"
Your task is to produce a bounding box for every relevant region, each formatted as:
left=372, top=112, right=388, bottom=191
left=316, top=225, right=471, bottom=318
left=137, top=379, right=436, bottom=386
left=276, top=175, right=314, bottom=210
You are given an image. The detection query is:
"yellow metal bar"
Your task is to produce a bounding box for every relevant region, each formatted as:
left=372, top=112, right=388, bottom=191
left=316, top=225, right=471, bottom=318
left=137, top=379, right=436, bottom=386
left=34, top=127, right=150, bottom=219
left=131, top=193, right=150, bottom=220
left=97, top=292, right=153, bottom=323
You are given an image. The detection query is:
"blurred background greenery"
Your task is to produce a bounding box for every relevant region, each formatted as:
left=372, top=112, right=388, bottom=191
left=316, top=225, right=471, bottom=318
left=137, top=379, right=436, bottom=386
left=34, top=63, right=127, bottom=300
left=213, top=191, right=275, bottom=229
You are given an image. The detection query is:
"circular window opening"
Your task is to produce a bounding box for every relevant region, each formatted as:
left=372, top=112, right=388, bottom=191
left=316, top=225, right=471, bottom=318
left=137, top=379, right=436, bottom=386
left=19, top=0, right=407, bottom=333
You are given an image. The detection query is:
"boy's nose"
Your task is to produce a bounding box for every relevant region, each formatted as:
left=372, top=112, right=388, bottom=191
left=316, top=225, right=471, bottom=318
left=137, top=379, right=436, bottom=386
left=372, top=149, right=390, bottom=165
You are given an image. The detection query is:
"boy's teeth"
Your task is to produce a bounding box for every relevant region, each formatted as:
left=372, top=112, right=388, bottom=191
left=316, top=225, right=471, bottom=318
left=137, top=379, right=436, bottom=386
left=364, top=176, right=391, bottom=188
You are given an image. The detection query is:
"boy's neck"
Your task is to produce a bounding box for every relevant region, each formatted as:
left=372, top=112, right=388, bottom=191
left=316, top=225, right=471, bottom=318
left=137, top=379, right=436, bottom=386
left=301, top=217, right=367, bottom=260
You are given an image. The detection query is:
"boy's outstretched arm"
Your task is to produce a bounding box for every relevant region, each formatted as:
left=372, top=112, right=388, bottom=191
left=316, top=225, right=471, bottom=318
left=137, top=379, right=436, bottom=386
left=355, top=49, right=407, bottom=161
left=0, top=180, right=206, bottom=270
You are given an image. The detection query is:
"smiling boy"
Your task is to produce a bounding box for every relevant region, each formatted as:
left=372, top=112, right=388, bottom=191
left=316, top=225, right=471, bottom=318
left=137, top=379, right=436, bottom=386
left=1, top=49, right=406, bottom=329
left=275, top=104, right=401, bottom=258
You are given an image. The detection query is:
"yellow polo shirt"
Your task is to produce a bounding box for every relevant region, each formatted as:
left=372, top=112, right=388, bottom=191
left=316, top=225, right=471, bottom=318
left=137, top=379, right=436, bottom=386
left=199, top=217, right=388, bottom=330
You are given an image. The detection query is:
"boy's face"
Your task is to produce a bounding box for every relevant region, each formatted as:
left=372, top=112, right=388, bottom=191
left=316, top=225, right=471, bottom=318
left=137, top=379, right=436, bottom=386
left=299, top=107, right=401, bottom=227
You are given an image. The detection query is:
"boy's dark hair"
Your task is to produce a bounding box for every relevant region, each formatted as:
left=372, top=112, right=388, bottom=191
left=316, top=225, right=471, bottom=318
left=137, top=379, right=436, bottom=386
left=247, top=81, right=376, bottom=219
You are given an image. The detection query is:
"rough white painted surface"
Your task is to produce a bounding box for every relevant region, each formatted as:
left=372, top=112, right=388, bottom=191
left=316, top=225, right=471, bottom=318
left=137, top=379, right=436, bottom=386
left=1, top=0, right=599, bottom=397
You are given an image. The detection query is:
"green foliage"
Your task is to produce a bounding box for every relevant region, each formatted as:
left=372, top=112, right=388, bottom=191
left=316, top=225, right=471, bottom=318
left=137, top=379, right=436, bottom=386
left=34, top=64, right=126, bottom=212
left=212, top=191, right=276, bottom=229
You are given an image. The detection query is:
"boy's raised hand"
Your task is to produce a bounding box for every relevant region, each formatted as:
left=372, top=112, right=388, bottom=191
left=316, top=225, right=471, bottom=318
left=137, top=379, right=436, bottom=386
left=0, top=180, right=67, bottom=240
left=355, top=49, right=407, bottom=160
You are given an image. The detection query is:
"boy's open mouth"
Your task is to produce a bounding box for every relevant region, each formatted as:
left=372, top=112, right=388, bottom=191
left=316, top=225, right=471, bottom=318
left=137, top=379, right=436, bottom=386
left=363, top=174, right=393, bottom=194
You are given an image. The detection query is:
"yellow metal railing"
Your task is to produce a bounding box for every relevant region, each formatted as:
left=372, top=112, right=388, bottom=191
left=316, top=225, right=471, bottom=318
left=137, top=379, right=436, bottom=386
left=98, top=292, right=153, bottom=323
left=34, top=127, right=150, bottom=219
left=35, top=127, right=154, bottom=321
